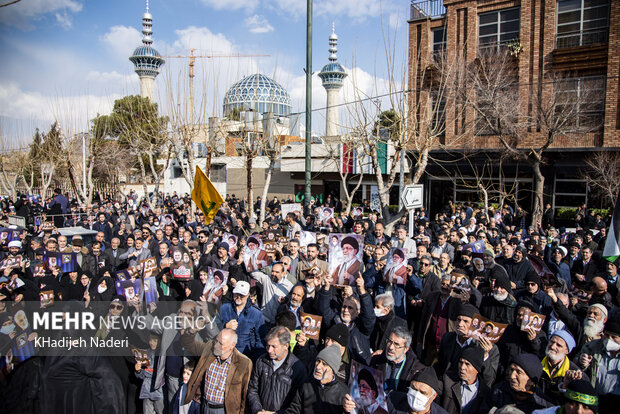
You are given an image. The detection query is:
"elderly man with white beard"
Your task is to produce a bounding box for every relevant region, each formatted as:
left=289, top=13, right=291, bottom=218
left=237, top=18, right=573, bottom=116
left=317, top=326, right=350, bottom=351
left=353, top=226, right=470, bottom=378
left=538, top=330, right=583, bottom=404
left=546, top=288, right=608, bottom=351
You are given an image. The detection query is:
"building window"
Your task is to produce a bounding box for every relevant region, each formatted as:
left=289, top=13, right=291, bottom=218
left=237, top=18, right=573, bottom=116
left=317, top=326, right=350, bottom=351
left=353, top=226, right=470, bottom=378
left=554, top=75, right=606, bottom=131
left=430, top=91, right=446, bottom=134
left=556, top=0, right=609, bottom=49
left=432, top=27, right=446, bottom=58
left=210, top=164, right=227, bottom=183
left=478, top=8, right=520, bottom=52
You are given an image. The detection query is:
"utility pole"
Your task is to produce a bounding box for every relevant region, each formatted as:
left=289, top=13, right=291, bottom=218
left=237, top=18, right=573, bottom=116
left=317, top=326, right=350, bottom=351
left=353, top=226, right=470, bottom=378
left=304, top=0, right=313, bottom=212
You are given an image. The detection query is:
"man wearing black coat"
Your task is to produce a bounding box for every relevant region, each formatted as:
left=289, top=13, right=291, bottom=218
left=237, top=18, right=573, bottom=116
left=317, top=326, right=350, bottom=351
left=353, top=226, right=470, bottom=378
left=434, top=303, right=499, bottom=387
left=406, top=254, right=441, bottom=332
left=370, top=326, right=425, bottom=394
left=247, top=326, right=307, bottom=414
left=369, top=293, right=407, bottom=352
left=439, top=347, right=490, bottom=414
left=479, top=270, right=517, bottom=324
left=500, top=245, right=539, bottom=290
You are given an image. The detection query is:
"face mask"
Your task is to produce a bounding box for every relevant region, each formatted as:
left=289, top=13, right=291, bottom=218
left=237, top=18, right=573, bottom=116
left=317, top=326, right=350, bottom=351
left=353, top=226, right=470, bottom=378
left=1, top=324, right=15, bottom=335
left=98, top=286, right=106, bottom=294
left=605, top=338, right=620, bottom=352
left=407, top=388, right=430, bottom=412
left=374, top=308, right=387, bottom=318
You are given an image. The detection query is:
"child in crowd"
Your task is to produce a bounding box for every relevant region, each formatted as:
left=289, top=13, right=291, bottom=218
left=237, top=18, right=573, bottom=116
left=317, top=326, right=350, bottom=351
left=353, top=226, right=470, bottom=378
left=170, top=361, right=200, bottom=414
left=135, top=333, right=164, bottom=414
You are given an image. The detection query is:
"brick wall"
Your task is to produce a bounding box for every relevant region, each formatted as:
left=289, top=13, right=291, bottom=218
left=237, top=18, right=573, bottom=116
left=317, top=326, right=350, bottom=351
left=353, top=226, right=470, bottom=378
left=408, top=0, right=619, bottom=151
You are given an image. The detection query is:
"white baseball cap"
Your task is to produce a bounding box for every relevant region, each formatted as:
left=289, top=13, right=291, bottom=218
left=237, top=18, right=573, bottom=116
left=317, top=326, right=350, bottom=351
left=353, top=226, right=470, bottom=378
left=233, top=281, right=250, bottom=296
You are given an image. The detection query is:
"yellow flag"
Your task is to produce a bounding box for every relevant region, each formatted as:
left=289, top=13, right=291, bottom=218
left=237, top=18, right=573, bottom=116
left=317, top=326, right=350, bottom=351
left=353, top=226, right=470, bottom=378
left=191, top=166, right=224, bottom=225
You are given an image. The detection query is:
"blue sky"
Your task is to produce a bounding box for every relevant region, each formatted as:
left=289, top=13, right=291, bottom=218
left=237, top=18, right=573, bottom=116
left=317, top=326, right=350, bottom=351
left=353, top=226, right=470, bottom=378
left=0, top=0, right=409, bottom=142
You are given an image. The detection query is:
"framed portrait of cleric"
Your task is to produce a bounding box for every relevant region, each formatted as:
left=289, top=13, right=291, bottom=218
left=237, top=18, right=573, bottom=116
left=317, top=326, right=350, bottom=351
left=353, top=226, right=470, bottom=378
left=243, top=235, right=272, bottom=272
left=140, top=257, right=158, bottom=279
left=383, top=248, right=408, bottom=285
left=171, top=246, right=193, bottom=281
left=352, top=206, right=364, bottom=218
left=569, top=284, right=592, bottom=304
left=318, top=207, right=335, bottom=225
left=521, top=309, right=546, bottom=333
left=131, top=347, right=150, bottom=368
left=281, top=203, right=302, bottom=219
left=467, top=313, right=508, bottom=344
left=300, top=313, right=322, bottom=340
left=115, top=278, right=142, bottom=301
left=298, top=231, right=316, bottom=247
left=203, top=267, right=228, bottom=305
left=349, top=361, right=388, bottom=414
left=328, top=234, right=364, bottom=286
left=143, top=276, right=159, bottom=309
left=40, top=290, right=54, bottom=308
left=223, top=233, right=238, bottom=257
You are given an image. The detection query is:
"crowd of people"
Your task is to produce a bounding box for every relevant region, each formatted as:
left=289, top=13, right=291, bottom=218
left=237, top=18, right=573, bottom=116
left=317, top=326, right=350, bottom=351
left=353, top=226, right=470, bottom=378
left=0, top=189, right=618, bottom=414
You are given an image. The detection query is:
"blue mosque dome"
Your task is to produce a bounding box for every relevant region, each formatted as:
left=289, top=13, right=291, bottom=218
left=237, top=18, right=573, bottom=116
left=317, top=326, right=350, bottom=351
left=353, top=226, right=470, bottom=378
left=129, top=45, right=165, bottom=77
left=223, top=73, right=292, bottom=118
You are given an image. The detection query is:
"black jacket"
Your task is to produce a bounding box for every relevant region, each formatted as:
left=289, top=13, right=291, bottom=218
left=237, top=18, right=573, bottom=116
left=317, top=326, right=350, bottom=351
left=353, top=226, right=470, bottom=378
left=369, top=311, right=407, bottom=353
left=247, top=351, right=308, bottom=414
left=370, top=349, right=425, bottom=393
left=502, top=258, right=538, bottom=290
left=440, top=370, right=490, bottom=414
left=482, top=380, right=553, bottom=413
left=286, top=378, right=348, bottom=414
left=479, top=294, right=517, bottom=325
left=496, top=324, right=547, bottom=378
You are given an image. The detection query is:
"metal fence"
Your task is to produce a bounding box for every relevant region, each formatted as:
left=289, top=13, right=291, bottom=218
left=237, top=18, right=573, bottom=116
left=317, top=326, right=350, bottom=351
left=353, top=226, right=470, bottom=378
left=410, top=0, right=446, bottom=20
left=556, top=28, right=608, bottom=49
left=15, top=180, right=120, bottom=201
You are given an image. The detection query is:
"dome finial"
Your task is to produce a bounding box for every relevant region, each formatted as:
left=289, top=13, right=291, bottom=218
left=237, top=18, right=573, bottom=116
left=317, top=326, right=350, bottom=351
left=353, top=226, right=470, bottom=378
left=146, top=0, right=149, bottom=12
left=328, top=24, right=338, bottom=62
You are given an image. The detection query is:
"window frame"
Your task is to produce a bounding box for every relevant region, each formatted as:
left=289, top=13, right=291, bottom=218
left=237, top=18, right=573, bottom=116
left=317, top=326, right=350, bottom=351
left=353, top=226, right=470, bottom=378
left=478, top=7, right=521, bottom=53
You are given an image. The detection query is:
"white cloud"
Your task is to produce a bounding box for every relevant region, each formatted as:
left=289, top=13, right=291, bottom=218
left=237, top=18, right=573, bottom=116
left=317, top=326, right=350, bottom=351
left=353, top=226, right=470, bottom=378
left=267, top=0, right=401, bottom=22
left=199, top=0, right=258, bottom=12
left=100, top=25, right=143, bottom=62
left=55, top=11, right=73, bottom=29
left=0, top=0, right=82, bottom=29
left=245, top=15, right=274, bottom=34
left=85, top=71, right=135, bottom=85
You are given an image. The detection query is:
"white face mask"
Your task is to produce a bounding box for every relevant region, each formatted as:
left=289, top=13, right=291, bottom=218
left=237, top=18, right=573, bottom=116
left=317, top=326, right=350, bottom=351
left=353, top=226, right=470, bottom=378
left=374, top=308, right=387, bottom=318
left=97, top=285, right=106, bottom=294
left=407, top=388, right=431, bottom=412
left=605, top=338, right=620, bottom=352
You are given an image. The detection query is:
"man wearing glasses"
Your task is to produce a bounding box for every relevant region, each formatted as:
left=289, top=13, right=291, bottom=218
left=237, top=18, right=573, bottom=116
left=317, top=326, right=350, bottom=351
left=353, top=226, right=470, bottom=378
left=370, top=326, right=425, bottom=393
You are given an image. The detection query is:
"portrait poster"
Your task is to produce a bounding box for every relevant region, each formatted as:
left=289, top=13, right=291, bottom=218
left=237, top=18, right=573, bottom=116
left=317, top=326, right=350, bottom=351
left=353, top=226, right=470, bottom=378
left=467, top=313, right=508, bottom=344
left=143, top=276, right=158, bottom=309
left=349, top=360, right=388, bottom=414
left=0, top=230, right=8, bottom=245
left=528, top=254, right=560, bottom=289
left=203, top=267, right=229, bottom=304
left=569, top=284, right=593, bottom=304
left=328, top=234, right=364, bottom=286
left=352, top=206, right=365, bottom=218
left=115, top=278, right=142, bottom=301
left=383, top=247, right=408, bottom=285
left=10, top=330, right=35, bottom=363
left=33, top=264, right=46, bottom=278
left=131, top=347, right=150, bottom=368
left=521, top=309, right=546, bottom=333
left=243, top=235, right=272, bottom=272
left=300, top=313, right=322, bottom=340
left=140, top=257, right=158, bottom=279
left=281, top=203, right=302, bottom=219
left=171, top=246, right=193, bottom=281
left=58, top=253, right=78, bottom=273
left=318, top=207, right=335, bottom=225
left=222, top=233, right=239, bottom=256
left=0, top=255, right=22, bottom=271
left=40, top=290, right=54, bottom=308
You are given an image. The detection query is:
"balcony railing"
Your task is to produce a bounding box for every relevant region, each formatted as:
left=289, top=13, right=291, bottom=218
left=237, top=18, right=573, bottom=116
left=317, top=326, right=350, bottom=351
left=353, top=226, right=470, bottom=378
left=410, top=0, right=446, bottom=21
left=556, top=28, right=609, bottom=49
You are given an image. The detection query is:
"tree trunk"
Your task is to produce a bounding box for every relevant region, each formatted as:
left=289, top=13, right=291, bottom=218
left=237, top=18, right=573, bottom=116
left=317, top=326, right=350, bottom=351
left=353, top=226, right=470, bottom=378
left=412, top=149, right=429, bottom=184
left=530, top=158, right=544, bottom=228
left=259, top=155, right=276, bottom=225
left=206, top=151, right=213, bottom=177
left=247, top=157, right=254, bottom=218
left=479, top=183, right=489, bottom=222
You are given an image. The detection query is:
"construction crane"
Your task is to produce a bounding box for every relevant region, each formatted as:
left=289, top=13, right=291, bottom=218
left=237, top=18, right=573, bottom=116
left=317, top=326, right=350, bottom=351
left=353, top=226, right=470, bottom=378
left=158, top=49, right=270, bottom=123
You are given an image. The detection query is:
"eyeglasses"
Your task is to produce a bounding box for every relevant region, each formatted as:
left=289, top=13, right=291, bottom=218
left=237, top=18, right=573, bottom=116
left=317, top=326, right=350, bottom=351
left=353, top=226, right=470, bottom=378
left=386, top=339, right=406, bottom=349
left=526, top=282, right=537, bottom=287
left=109, top=304, right=123, bottom=310
left=420, top=262, right=430, bottom=267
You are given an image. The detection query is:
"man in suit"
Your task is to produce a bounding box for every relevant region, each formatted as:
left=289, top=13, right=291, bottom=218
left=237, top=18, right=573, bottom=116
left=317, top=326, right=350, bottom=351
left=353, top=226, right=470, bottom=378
left=297, top=243, right=328, bottom=281
left=331, top=236, right=362, bottom=286
left=119, top=237, right=152, bottom=268
left=181, top=328, right=252, bottom=414
left=572, top=246, right=600, bottom=284
left=430, top=231, right=455, bottom=263
left=391, top=225, right=416, bottom=260
left=103, top=237, right=126, bottom=272
left=439, top=347, right=490, bottom=414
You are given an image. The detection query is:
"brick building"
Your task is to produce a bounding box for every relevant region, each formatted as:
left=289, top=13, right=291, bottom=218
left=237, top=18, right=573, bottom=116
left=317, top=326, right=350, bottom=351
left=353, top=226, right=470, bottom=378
left=408, top=0, right=619, bottom=217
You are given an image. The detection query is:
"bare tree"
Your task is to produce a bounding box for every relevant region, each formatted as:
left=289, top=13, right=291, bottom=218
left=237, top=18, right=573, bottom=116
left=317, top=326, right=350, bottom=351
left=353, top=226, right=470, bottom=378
left=463, top=48, right=604, bottom=227
left=324, top=134, right=365, bottom=216
left=583, top=151, right=620, bottom=206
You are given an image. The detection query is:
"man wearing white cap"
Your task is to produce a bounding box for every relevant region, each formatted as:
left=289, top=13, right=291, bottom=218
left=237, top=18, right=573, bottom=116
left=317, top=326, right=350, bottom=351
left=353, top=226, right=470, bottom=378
left=216, top=281, right=265, bottom=358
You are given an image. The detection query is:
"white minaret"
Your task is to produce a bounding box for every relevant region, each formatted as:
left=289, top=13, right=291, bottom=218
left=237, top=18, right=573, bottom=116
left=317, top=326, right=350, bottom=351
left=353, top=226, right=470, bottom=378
left=318, top=24, right=347, bottom=137
left=129, top=0, right=165, bottom=101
